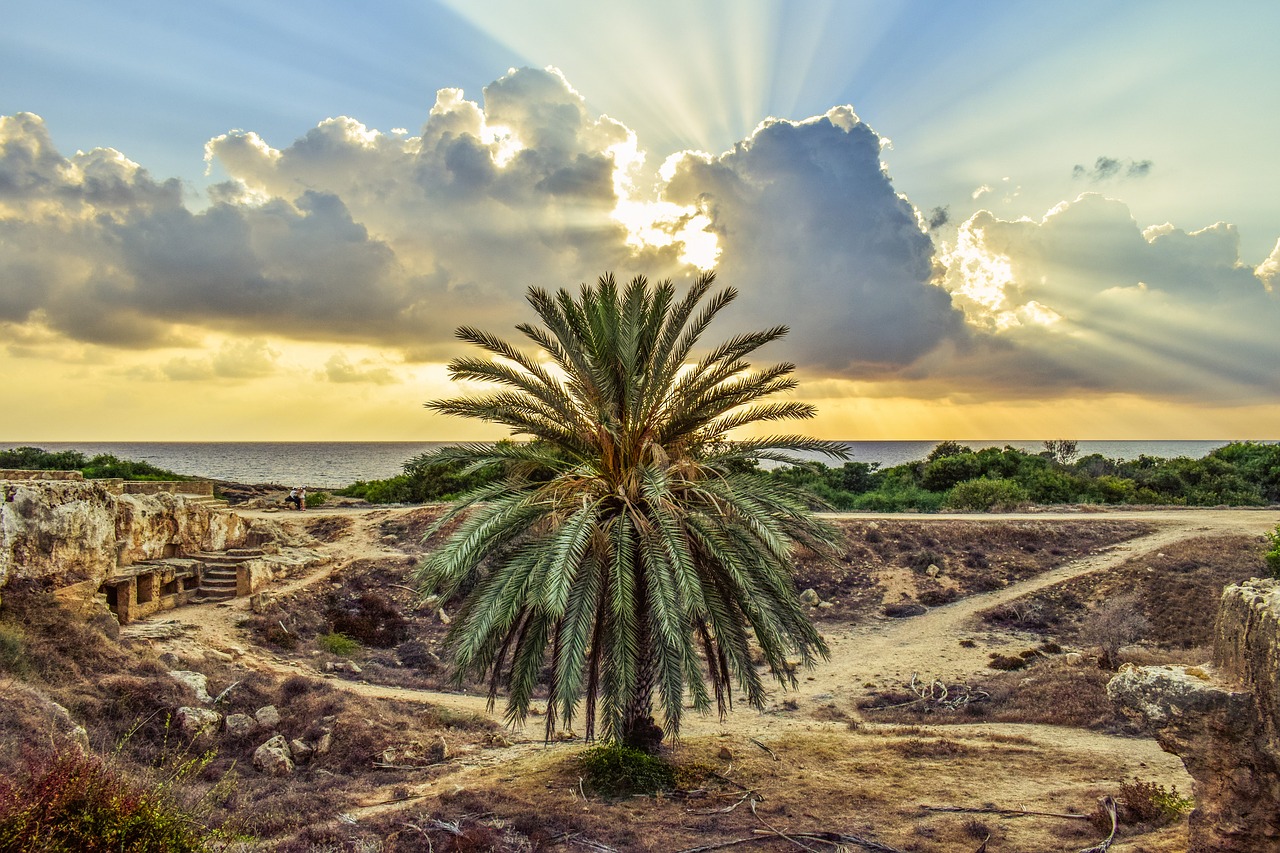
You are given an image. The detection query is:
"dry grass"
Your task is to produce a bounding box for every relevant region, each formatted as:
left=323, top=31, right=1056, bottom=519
left=345, top=727, right=1188, bottom=852
left=792, top=519, right=1155, bottom=621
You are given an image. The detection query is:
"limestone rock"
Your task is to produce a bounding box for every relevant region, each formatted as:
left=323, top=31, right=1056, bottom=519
left=1064, top=652, right=1084, bottom=666
left=223, top=713, right=257, bottom=738
left=290, top=738, right=314, bottom=764
left=169, top=670, right=213, bottom=703
left=255, top=705, right=281, bottom=728
left=799, top=588, right=821, bottom=606
left=314, top=730, right=333, bottom=755
left=1108, top=578, right=1280, bottom=851
left=176, top=706, right=222, bottom=738
left=253, top=735, right=295, bottom=775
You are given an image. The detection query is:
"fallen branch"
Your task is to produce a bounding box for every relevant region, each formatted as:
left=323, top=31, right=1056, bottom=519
left=750, top=799, right=823, bottom=853
left=754, top=830, right=908, bottom=853
left=687, top=792, right=752, bottom=815
left=707, top=770, right=765, bottom=801
left=372, top=762, right=438, bottom=770
left=749, top=737, right=780, bottom=761
left=921, top=804, right=1093, bottom=820
left=1077, top=796, right=1117, bottom=853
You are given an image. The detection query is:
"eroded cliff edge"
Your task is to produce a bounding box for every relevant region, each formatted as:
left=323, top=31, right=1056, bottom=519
left=1108, top=577, right=1280, bottom=852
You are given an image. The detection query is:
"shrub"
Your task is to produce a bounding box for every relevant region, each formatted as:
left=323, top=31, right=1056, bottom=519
left=304, top=491, right=328, bottom=509
left=316, top=632, right=360, bottom=657
left=1117, top=777, right=1192, bottom=825
left=1080, top=593, right=1149, bottom=670
left=988, top=653, right=1028, bottom=671
left=578, top=743, right=675, bottom=798
left=1265, top=525, right=1280, bottom=579
left=945, top=478, right=1028, bottom=512
left=0, top=748, right=216, bottom=852
left=327, top=593, right=407, bottom=648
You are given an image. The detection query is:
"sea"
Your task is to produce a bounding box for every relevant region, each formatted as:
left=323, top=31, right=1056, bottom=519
left=0, top=440, right=1260, bottom=490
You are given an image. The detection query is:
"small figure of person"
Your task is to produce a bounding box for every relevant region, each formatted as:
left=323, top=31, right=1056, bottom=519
left=298, top=487, right=307, bottom=511
left=285, top=488, right=301, bottom=510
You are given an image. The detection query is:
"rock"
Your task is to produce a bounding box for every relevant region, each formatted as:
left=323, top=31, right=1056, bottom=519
left=253, top=735, right=295, bottom=775
left=1064, top=652, right=1084, bottom=666
left=426, top=735, right=448, bottom=763
left=818, top=601, right=834, bottom=609
left=799, top=588, right=821, bottom=606
left=1108, top=578, right=1280, bottom=851
left=346, top=662, right=362, bottom=675
left=926, top=564, right=941, bottom=578
left=249, top=592, right=274, bottom=614
left=314, top=730, right=333, bottom=756
left=169, top=670, right=213, bottom=703
left=158, top=652, right=181, bottom=668
left=718, top=746, right=734, bottom=760
left=223, top=713, right=256, bottom=737
left=255, top=705, right=281, bottom=729
left=290, top=738, right=314, bottom=764
left=176, top=706, right=222, bottom=738
left=205, top=649, right=234, bottom=664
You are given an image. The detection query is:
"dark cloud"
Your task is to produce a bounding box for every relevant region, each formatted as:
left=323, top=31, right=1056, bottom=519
left=664, top=108, right=964, bottom=371
left=926, top=206, right=950, bottom=230
left=1072, top=156, right=1154, bottom=182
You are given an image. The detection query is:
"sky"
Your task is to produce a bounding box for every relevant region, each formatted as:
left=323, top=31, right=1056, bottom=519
left=2, top=0, right=1278, bottom=441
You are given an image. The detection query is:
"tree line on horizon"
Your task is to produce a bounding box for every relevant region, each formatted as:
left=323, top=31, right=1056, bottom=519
left=335, top=439, right=1280, bottom=511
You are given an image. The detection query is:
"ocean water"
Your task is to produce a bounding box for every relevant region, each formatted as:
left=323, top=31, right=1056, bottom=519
left=0, top=440, right=1253, bottom=489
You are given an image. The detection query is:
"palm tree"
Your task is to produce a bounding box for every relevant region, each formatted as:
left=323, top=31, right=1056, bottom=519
left=416, top=271, right=846, bottom=749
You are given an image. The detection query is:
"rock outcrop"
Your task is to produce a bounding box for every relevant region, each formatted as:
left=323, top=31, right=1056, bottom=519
left=1, top=472, right=247, bottom=617
left=1108, top=578, right=1280, bottom=851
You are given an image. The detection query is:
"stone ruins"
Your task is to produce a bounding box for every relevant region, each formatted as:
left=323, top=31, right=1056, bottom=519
left=1, top=470, right=284, bottom=623
left=1109, top=577, right=1280, bottom=852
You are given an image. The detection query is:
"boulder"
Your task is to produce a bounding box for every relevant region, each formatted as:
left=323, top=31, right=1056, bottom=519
left=223, top=713, right=256, bottom=738
left=1108, top=578, right=1280, bottom=851
left=169, top=670, right=213, bottom=703
left=290, top=738, right=314, bottom=765
left=176, top=706, right=222, bottom=738
left=255, top=705, right=281, bottom=729
left=799, top=588, right=821, bottom=606
left=253, top=734, right=295, bottom=775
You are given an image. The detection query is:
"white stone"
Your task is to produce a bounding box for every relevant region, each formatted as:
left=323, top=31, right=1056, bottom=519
left=224, top=713, right=256, bottom=737
left=169, top=670, right=213, bottom=703
left=255, top=705, right=281, bottom=728
left=253, top=734, right=295, bottom=775
left=176, top=706, right=222, bottom=738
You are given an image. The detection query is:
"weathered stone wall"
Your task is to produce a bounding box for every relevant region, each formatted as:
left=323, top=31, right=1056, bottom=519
left=1, top=478, right=119, bottom=588
left=1108, top=578, right=1280, bottom=851
left=1, top=475, right=245, bottom=601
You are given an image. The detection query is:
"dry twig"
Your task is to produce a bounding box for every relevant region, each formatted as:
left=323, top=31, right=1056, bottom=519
left=749, top=737, right=780, bottom=761
left=921, top=804, right=1093, bottom=821
left=1077, top=796, right=1118, bottom=853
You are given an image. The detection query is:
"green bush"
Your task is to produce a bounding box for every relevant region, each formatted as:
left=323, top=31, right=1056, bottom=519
left=0, top=447, right=186, bottom=482
left=944, top=478, right=1028, bottom=511
left=578, top=743, right=676, bottom=798
left=0, top=748, right=217, bottom=852
left=1265, top=526, right=1280, bottom=579
left=316, top=632, right=360, bottom=657
left=304, top=491, right=328, bottom=509
left=1117, top=777, right=1192, bottom=824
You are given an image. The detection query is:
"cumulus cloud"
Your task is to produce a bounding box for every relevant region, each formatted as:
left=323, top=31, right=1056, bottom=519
left=662, top=108, right=964, bottom=371
left=158, top=339, right=281, bottom=381
left=3, top=70, right=1278, bottom=410
left=1072, top=156, right=1153, bottom=182
left=322, top=352, right=396, bottom=385
left=937, top=193, right=1280, bottom=400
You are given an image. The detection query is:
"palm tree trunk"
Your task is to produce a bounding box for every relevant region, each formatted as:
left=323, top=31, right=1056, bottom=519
left=621, top=613, right=664, bottom=752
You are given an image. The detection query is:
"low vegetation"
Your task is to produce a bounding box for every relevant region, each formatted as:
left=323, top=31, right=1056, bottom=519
left=333, top=439, right=1280, bottom=510
left=0, top=446, right=189, bottom=482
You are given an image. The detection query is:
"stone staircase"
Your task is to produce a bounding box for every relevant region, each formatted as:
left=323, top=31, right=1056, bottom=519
left=190, top=548, right=266, bottom=603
